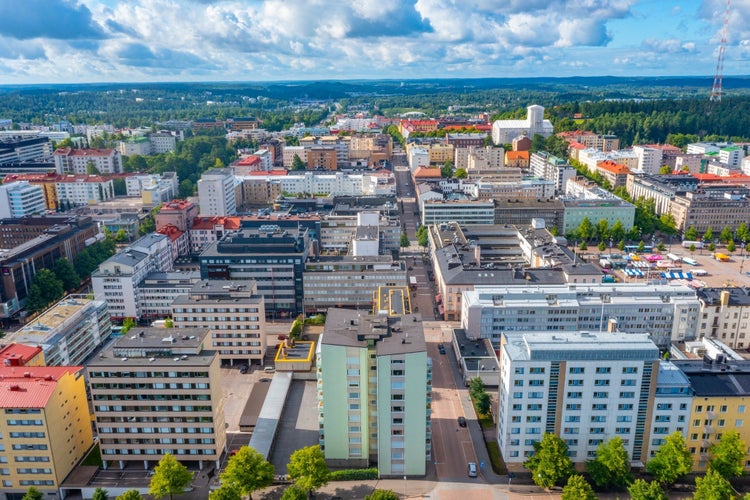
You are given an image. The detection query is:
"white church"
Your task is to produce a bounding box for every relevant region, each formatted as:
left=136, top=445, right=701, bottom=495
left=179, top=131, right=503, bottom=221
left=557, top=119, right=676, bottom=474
left=491, top=104, right=554, bottom=145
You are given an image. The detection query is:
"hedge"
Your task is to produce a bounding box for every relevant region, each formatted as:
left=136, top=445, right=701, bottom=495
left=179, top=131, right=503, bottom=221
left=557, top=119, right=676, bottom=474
left=329, top=468, right=379, bottom=481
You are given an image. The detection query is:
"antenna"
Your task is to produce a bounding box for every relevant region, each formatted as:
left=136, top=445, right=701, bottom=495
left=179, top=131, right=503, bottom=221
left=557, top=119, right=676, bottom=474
left=710, top=0, right=730, bottom=103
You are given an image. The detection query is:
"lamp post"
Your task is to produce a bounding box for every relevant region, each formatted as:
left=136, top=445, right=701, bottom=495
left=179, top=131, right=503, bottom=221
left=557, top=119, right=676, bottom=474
left=404, top=475, right=407, bottom=499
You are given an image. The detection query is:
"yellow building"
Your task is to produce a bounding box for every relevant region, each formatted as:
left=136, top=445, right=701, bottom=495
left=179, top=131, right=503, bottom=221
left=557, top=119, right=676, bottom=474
left=0, top=366, right=94, bottom=499
left=0, top=343, right=45, bottom=367
left=677, top=359, right=750, bottom=471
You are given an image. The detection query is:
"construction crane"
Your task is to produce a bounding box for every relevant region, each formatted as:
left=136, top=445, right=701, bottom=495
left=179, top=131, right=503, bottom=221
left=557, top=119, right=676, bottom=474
left=710, top=0, right=731, bottom=102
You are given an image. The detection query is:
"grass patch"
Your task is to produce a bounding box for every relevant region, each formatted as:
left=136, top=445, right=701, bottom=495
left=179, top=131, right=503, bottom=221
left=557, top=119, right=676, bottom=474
left=486, top=441, right=507, bottom=475
left=81, top=443, right=103, bottom=467
left=329, top=468, right=379, bottom=481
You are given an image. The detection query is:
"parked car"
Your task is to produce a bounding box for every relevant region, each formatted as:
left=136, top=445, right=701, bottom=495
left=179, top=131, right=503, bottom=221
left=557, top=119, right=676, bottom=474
left=239, top=364, right=249, bottom=374
left=458, top=416, right=467, bottom=427
left=467, top=462, right=478, bottom=477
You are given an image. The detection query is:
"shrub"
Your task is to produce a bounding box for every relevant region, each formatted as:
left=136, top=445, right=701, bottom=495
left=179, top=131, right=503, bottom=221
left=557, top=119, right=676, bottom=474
left=328, top=468, right=379, bottom=481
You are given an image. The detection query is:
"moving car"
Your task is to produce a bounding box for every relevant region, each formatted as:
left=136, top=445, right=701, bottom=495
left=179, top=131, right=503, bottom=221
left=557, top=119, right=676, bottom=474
left=467, top=462, right=478, bottom=477
left=458, top=416, right=467, bottom=427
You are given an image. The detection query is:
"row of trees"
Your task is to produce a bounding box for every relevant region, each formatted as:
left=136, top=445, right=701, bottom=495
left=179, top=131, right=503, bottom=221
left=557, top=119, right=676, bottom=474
left=525, top=431, right=748, bottom=498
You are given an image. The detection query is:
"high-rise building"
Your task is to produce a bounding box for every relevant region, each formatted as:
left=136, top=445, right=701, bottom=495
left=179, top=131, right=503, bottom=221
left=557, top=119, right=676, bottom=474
left=318, top=308, right=431, bottom=476
left=0, top=366, right=94, bottom=498
left=198, top=168, right=237, bottom=217
left=0, top=181, right=46, bottom=218
left=497, top=331, right=660, bottom=469
left=87, top=327, right=226, bottom=471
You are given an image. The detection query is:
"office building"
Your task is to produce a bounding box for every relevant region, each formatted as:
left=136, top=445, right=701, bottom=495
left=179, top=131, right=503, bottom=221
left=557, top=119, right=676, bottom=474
left=87, top=327, right=226, bottom=471
left=462, top=283, right=700, bottom=348
left=557, top=131, right=620, bottom=152
left=670, top=191, right=750, bottom=233
left=0, top=366, right=94, bottom=499
left=8, top=296, right=111, bottom=366
left=0, top=181, right=46, bottom=218
left=137, top=271, right=201, bottom=320
left=421, top=199, right=495, bottom=226
left=171, top=280, right=266, bottom=365
left=497, top=331, right=660, bottom=469
left=0, top=135, right=54, bottom=166
left=318, top=309, right=431, bottom=476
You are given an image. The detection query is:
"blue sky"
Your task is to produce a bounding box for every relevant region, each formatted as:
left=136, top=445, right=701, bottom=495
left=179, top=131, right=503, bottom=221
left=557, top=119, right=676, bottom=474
left=0, top=0, right=746, bottom=84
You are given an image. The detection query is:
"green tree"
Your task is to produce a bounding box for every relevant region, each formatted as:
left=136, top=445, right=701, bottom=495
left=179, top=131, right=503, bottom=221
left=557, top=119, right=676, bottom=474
left=114, top=228, right=129, bottom=242
left=577, top=217, right=593, bottom=241
left=86, top=161, right=101, bottom=175
left=122, top=317, right=136, bottom=334
left=608, top=220, right=624, bottom=243
left=685, top=226, right=699, bottom=241
left=209, top=484, right=242, bottom=500
left=53, top=258, right=81, bottom=291
left=709, top=430, right=746, bottom=479
left=720, top=226, right=733, bottom=244
left=627, top=479, right=666, bottom=500
left=595, top=219, right=610, bottom=241
left=112, top=177, right=127, bottom=195
left=148, top=453, right=193, bottom=500
left=617, top=240, right=626, bottom=251
left=598, top=241, right=607, bottom=252
left=561, top=475, right=596, bottom=500
left=440, top=161, right=453, bottom=178
left=579, top=241, right=588, bottom=251
left=469, top=377, right=485, bottom=399
left=115, top=491, right=143, bottom=500
left=291, top=154, right=305, bottom=171
left=400, top=232, right=410, bottom=248
left=585, top=436, right=632, bottom=490
left=366, top=490, right=400, bottom=500
left=139, top=214, right=156, bottom=236
left=416, top=225, right=428, bottom=249
left=737, top=222, right=749, bottom=243
left=693, top=468, right=735, bottom=500
left=645, top=432, right=692, bottom=486
left=179, top=179, right=195, bottom=198
left=287, top=445, right=330, bottom=498
left=22, top=488, right=43, bottom=500
left=280, top=486, right=307, bottom=500
left=476, top=392, right=491, bottom=415
left=26, top=269, right=64, bottom=313
left=218, top=446, right=274, bottom=499
left=164, top=317, right=174, bottom=328
left=708, top=242, right=716, bottom=252
left=454, top=168, right=468, bottom=179
left=728, top=240, right=737, bottom=253
left=703, top=226, right=714, bottom=243
left=524, top=433, right=574, bottom=489
left=93, top=488, right=109, bottom=500
left=656, top=242, right=666, bottom=252
left=689, top=244, right=696, bottom=254
left=659, top=165, right=672, bottom=174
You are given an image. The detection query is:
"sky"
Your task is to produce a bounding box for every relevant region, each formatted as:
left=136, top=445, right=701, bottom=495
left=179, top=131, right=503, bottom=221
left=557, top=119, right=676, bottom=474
left=0, top=0, right=747, bottom=84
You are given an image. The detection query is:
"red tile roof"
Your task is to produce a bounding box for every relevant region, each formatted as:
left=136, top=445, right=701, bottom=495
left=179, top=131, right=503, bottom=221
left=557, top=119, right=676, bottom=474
left=156, top=224, right=184, bottom=241
left=0, top=344, right=42, bottom=366
left=191, top=216, right=243, bottom=230
left=0, top=366, right=83, bottom=408
left=413, top=167, right=442, bottom=179
left=505, top=151, right=530, bottom=160
left=248, top=170, right=287, bottom=176
left=597, top=160, right=631, bottom=175
left=236, top=155, right=262, bottom=166
left=160, top=200, right=195, bottom=211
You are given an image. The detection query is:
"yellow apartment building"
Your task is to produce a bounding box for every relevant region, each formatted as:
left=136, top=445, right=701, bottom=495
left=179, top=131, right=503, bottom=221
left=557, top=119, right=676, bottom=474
left=0, top=366, right=93, bottom=499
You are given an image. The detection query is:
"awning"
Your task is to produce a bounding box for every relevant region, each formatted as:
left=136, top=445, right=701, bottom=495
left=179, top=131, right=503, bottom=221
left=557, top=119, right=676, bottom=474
left=435, top=294, right=442, bottom=304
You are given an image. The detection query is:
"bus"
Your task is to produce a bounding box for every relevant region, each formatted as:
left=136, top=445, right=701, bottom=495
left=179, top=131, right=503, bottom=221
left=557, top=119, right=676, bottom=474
left=624, top=244, right=653, bottom=254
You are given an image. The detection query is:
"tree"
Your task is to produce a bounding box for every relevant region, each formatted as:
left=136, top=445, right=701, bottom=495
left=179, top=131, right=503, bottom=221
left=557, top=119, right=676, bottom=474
left=656, top=241, right=666, bottom=252
left=561, top=475, right=596, bottom=500
left=440, top=161, right=453, bottom=178
left=22, top=488, right=43, bottom=500
left=476, top=392, right=491, bottom=415
left=469, top=377, right=485, bottom=399
left=637, top=240, right=646, bottom=253
left=728, top=240, right=737, bottom=253
left=218, top=446, right=274, bottom=499
left=179, top=179, right=195, bottom=198
left=689, top=244, right=696, bottom=255
left=114, top=228, right=129, bottom=242
left=579, top=241, right=587, bottom=251
left=598, top=241, right=607, bottom=252
left=737, top=222, right=749, bottom=244
left=627, top=479, right=666, bottom=500
left=659, top=165, right=672, bottom=174
left=149, top=454, right=193, bottom=500
left=366, top=490, right=400, bottom=500
left=53, top=258, right=81, bottom=291
left=685, top=226, right=699, bottom=241
left=693, top=468, right=735, bottom=500
left=617, top=240, right=626, bottom=251
left=209, top=484, right=242, bottom=500
left=708, top=242, right=716, bottom=252
left=720, top=225, right=733, bottom=244
left=400, top=232, right=410, bottom=248
left=645, top=432, right=692, bottom=485
left=577, top=217, right=593, bottom=241
left=415, top=225, right=428, bottom=249
left=122, top=317, right=136, bottom=334
left=454, top=168, right=467, bottom=179
left=709, top=430, right=746, bottom=479
left=86, top=161, right=101, bottom=175
left=116, top=491, right=143, bottom=500
left=93, top=488, right=109, bottom=500
left=291, top=154, right=305, bottom=171
left=287, top=445, right=330, bottom=498
left=139, top=214, right=156, bottom=235
left=585, top=436, right=632, bottom=490
left=25, top=269, right=64, bottom=313
left=595, top=219, right=610, bottom=241
left=280, top=486, right=307, bottom=500
left=703, top=226, right=714, bottom=243
left=524, top=433, right=574, bottom=489
left=164, top=317, right=174, bottom=328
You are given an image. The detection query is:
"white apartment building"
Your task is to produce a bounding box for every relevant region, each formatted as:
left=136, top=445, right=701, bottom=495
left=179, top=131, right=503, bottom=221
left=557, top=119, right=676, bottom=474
left=137, top=271, right=201, bottom=320
left=696, top=288, right=750, bottom=350
left=720, top=147, right=745, bottom=168
left=421, top=199, right=495, bottom=226
left=632, top=146, right=664, bottom=174
left=648, top=362, right=693, bottom=459
left=578, top=148, right=639, bottom=172
left=409, top=147, right=430, bottom=172
left=54, top=148, right=122, bottom=175
left=198, top=168, right=237, bottom=217
left=455, top=146, right=505, bottom=171
left=461, top=283, right=700, bottom=348
left=0, top=181, right=46, bottom=218
left=119, top=137, right=151, bottom=156
left=497, top=331, right=660, bottom=468
left=529, top=152, right=576, bottom=194
left=55, top=175, right=115, bottom=207
left=149, top=132, right=178, bottom=154
left=492, top=105, right=554, bottom=145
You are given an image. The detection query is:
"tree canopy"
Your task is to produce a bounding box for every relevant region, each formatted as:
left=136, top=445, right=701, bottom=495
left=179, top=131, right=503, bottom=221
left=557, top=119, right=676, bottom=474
left=148, top=453, right=194, bottom=500
left=366, top=489, right=400, bottom=500
left=585, top=436, right=632, bottom=490
left=218, top=445, right=274, bottom=499
left=286, top=445, right=330, bottom=497
left=524, top=433, right=574, bottom=489
left=53, top=258, right=82, bottom=292
left=115, top=491, right=143, bottom=500
left=693, top=468, right=735, bottom=500
left=645, top=432, right=692, bottom=485
left=709, top=430, right=747, bottom=479
left=26, top=269, right=64, bottom=314
left=627, top=479, right=667, bottom=500
left=561, top=475, right=596, bottom=500
left=22, top=488, right=43, bottom=500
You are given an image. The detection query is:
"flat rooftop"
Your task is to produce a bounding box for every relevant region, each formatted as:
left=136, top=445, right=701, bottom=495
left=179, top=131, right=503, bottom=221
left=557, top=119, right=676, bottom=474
left=11, top=297, right=101, bottom=345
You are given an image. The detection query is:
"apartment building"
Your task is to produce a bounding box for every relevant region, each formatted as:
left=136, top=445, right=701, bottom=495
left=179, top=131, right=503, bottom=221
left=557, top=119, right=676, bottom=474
left=155, top=199, right=199, bottom=232
left=306, top=147, right=338, bottom=170
left=87, top=327, right=226, bottom=471
left=0, top=343, right=45, bottom=367
left=445, top=133, right=487, bottom=149
left=0, top=135, right=53, bottom=166
left=696, top=288, right=750, bottom=349
left=55, top=174, right=115, bottom=207
left=497, top=331, right=660, bottom=469
left=595, top=160, right=631, bottom=189
left=462, top=283, right=700, bottom=348
left=557, top=131, right=620, bottom=152
left=137, top=271, right=201, bottom=320
left=53, top=148, right=122, bottom=175
left=149, top=132, right=178, bottom=154
left=0, top=181, right=46, bottom=218
left=504, top=151, right=530, bottom=169
left=318, top=309, right=431, bottom=476
left=529, top=151, right=575, bottom=194
left=455, top=146, right=505, bottom=172
left=0, top=366, right=94, bottom=500
left=171, top=280, right=266, bottom=365
left=198, top=168, right=237, bottom=217
left=648, top=362, right=693, bottom=460
left=670, top=191, right=750, bottom=233
left=632, top=146, right=664, bottom=174
left=9, top=296, right=111, bottom=366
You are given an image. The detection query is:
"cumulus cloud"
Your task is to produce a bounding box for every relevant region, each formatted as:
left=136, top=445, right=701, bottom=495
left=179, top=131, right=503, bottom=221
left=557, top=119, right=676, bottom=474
left=641, top=38, right=699, bottom=54
left=0, top=0, right=104, bottom=40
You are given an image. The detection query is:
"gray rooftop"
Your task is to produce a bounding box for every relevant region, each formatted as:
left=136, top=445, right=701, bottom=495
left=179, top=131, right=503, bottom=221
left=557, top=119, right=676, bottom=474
left=503, top=331, right=659, bottom=362
left=322, top=308, right=426, bottom=356
left=86, top=327, right=215, bottom=367
left=697, top=287, right=750, bottom=307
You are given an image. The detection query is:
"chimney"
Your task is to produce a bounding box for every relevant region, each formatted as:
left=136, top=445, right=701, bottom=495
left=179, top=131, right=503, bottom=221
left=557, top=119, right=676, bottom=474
left=720, top=290, right=731, bottom=307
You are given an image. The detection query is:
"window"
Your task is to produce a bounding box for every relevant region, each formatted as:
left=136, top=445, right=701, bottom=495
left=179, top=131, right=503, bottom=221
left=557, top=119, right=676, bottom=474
left=590, top=416, right=606, bottom=423
left=514, top=380, right=524, bottom=387
left=567, top=392, right=582, bottom=399
left=618, top=404, right=633, bottom=411
left=568, top=379, right=583, bottom=386
left=596, top=367, right=611, bottom=374
left=739, top=405, right=746, bottom=414
left=528, top=392, right=544, bottom=399
left=512, top=404, right=522, bottom=411
left=621, top=379, right=636, bottom=386
left=529, top=380, right=544, bottom=386
left=593, top=392, right=609, bottom=399
left=736, top=419, right=744, bottom=427
left=623, top=367, right=638, bottom=374
left=514, top=368, right=525, bottom=375
left=527, top=404, right=542, bottom=411
left=592, top=404, right=608, bottom=411
left=569, top=367, right=584, bottom=374
left=619, top=391, right=635, bottom=399
left=720, top=405, right=728, bottom=413
left=529, top=367, right=545, bottom=374
left=513, top=392, right=523, bottom=399
left=565, top=416, right=581, bottom=423
left=617, top=416, right=633, bottom=423
left=594, top=379, right=610, bottom=386
left=566, top=404, right=581, bottom=411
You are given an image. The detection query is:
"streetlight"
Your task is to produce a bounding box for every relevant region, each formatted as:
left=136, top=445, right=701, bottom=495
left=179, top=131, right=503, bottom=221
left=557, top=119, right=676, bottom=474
left=404, top=475, right=407, bottom=499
